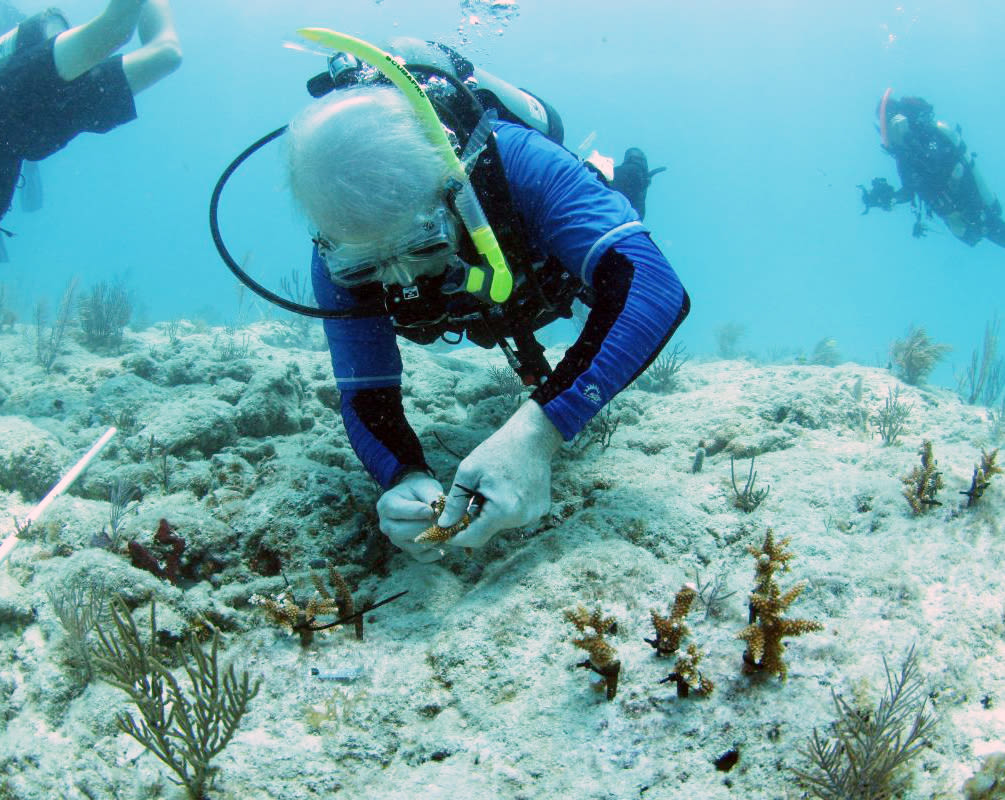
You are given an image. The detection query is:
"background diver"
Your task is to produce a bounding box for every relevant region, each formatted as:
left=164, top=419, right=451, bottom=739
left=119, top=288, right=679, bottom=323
left=0, top=0, right=182, bottom=261
left=860, top=88, right=1005, bottom=248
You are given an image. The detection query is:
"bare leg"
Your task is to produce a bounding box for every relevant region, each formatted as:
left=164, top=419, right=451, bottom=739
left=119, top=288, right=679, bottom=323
left=52, top=0, right=144, bottom=82
left=121, top=0, right=181, bottom=94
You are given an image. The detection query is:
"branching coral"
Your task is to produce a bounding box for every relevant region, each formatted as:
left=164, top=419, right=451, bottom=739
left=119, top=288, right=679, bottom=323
left=251, top=566, right=354, bottom=647
left=646, top=584, right=715, bottom=699
left=645, top=584, right=696, bottom=657
left=661, top=643, right=714, bottom=698
left=564, top=604, right=620, bottom=700
left=962, top=449, right=1003, bottom=507
left=901, top=439, right=944, bottom=515
left=737, top=529, right=822, bottom=680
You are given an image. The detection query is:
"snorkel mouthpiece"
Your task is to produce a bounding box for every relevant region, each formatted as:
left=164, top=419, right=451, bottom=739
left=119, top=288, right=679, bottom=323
left=297, top=27, right=514, bottom=303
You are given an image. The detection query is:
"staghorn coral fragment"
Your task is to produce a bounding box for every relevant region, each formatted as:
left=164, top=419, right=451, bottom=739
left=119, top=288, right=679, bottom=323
left=250, top=588, right=340, bottom=648
left=901, top=439, right=944, bottom=515
left=748, top=528, right=794, bottom=591
left=661, top=643, right=714, bottom=698
left=737, top=529, right=823, bottom=680
left=564, top=604, right=620, bottom=700
left=414, top=494, right=472, bottom=544
left=646, top=584, right=697, bottom=657
left=250, top=566, right=358, bottom=647
left=323, top=568, right=363, bottom=640
left=962, top=449, right=1003, bottom=507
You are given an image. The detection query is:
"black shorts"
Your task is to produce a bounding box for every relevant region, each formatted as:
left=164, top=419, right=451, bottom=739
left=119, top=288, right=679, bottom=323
left=0, top=36, right=137, bottom=161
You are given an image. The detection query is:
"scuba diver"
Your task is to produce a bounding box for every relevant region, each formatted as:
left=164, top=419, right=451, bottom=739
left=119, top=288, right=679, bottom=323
left=0, top=0, right=182, bottom=260
left=857, top=177, right=896, bottom=214
left=221, top=31, right=688, bottom=563
left=860, top=89, right=1005, bottom=248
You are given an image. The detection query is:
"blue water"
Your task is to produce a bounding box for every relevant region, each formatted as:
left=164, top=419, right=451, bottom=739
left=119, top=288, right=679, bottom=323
left=4, top=0, right=1004, bottom=389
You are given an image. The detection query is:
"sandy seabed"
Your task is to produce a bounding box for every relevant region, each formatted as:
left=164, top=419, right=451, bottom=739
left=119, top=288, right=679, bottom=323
left=1, top=319, right=1003, bottom=799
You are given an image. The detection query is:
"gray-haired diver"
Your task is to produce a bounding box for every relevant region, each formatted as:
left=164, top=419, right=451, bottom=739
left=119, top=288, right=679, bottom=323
left=861, top=89, right=1005, bottom=247
left=257, top=33, right=690, bottom=562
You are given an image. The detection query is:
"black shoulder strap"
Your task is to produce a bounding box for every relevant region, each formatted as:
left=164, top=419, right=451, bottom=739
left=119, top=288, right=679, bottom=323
left=466, top=135, right=535, bottom=276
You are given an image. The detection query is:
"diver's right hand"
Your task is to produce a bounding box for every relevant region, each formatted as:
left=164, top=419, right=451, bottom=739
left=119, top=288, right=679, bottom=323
left=376, top=471, right=445, bottom=562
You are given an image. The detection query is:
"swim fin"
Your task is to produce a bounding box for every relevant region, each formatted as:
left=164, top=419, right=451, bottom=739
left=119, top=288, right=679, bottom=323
left=612, top=147, right=665, bottom=220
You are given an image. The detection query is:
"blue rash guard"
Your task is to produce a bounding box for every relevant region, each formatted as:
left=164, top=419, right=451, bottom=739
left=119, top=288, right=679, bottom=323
left=311, top=121, right=689, bottom=488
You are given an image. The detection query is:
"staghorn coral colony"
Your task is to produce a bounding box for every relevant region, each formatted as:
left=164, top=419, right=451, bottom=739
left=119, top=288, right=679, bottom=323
left=737, top=529, right=823, bottom=680
left=902, top=439, right=944, bottom=515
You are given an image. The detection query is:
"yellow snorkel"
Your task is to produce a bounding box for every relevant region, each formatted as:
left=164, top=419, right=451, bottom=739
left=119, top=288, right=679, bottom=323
left=297, top=27, right=514, bottom=304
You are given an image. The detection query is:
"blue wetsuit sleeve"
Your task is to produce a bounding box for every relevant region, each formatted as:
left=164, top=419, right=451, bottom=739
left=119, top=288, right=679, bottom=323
left=530, top=232, right=689, bottom=440
left=492, top=123, right=688, bottom=440
left=494, top=122, right=646, bottom=284
left=311, top=248, right=429, bottom=488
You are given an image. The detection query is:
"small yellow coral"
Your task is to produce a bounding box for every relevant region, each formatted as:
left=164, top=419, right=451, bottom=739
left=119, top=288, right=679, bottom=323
left=250, top=566, right=356, bottom=647
left=414, top=495, right=472, bottom=544
left=665, top=643, right=714, bottom=698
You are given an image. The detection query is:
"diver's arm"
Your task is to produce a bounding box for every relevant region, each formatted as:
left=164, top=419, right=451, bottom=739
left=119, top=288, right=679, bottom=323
left=531, top=233, right=689, bottom=439
left=493, top=123, right=688, bottom=438
left=311, top=249, right=430, bottom=488
left=339, top=387, right=430, bottom=488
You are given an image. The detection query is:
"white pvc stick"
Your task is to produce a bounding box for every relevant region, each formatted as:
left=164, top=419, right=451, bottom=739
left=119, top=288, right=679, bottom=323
left=0, top=426, right=117, bottom=566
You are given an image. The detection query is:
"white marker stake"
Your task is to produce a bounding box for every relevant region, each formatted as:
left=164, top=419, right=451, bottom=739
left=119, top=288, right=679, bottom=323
left=0, top=426, right=117, bottom=566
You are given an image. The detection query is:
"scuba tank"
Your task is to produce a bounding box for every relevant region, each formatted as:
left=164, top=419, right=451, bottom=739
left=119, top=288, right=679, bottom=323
left=0, top=8, right=69, bottom=71
left=308, top=36, right=565, bottom=146
left=387, top=37, right=564, bottom=145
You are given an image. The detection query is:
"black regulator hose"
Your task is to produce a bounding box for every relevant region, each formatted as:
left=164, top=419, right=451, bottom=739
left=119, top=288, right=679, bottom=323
left=208, top=125, right=382, bottom=319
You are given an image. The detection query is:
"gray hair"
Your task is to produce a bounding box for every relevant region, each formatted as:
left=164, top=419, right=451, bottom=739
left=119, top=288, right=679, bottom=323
left=286, top=86, right=450, bottom=246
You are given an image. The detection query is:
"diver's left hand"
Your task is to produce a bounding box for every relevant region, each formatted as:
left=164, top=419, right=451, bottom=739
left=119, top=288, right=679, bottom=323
left=438, top=401, right=563, bottom=550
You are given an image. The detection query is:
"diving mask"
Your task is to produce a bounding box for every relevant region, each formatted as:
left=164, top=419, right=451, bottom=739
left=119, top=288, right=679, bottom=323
left=315, top=205, right=459, bottom=288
